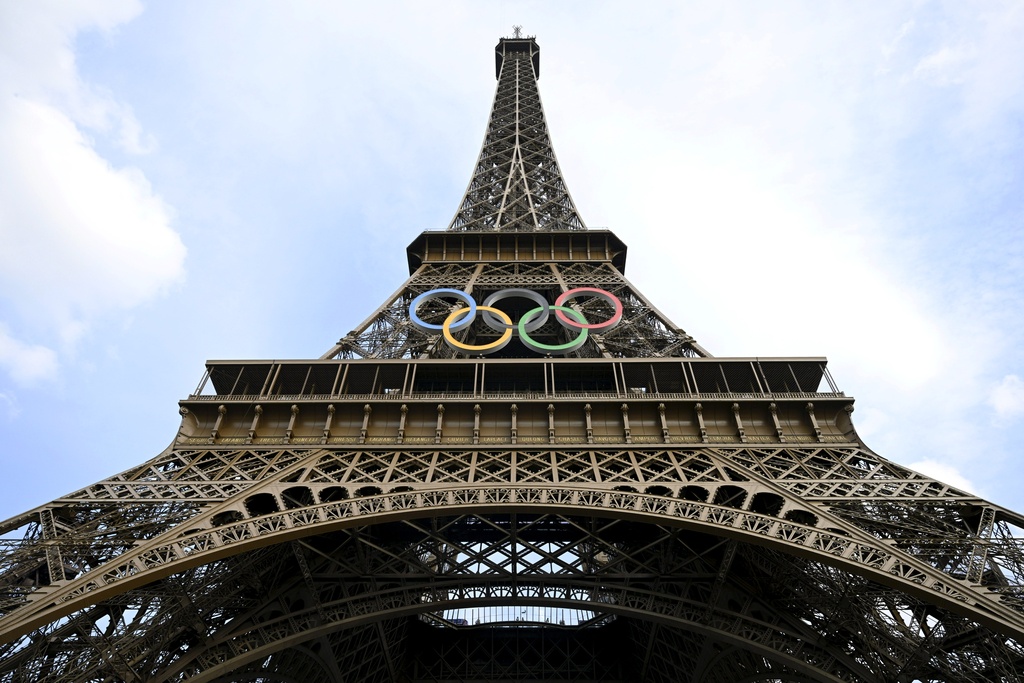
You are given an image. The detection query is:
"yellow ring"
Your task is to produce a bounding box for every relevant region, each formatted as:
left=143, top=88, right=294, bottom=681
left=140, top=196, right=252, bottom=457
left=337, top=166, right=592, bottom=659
left=443, top=306, right=513, bottom=352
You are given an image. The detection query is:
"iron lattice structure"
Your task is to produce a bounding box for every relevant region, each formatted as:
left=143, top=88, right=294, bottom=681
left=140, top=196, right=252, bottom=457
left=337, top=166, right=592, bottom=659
left=1, top=34, right=1023, bottom=683
left=448, top=36, right=583, bottom=232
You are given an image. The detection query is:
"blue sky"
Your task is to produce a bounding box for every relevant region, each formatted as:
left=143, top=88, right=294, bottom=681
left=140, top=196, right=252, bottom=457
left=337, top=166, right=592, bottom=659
left=0, top=1, right=1023, bottom=520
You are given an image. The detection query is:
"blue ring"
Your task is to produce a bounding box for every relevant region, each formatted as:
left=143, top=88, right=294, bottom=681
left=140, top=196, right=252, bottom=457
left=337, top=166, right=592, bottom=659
left=409, top=289, right=477, bottom=332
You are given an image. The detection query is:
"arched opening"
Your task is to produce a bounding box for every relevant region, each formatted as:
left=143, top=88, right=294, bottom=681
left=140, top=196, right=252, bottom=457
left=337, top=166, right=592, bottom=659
left=157, top=512, right=886, bottom=683
left=749, top=492, right=785, bottom=517
left=679, top=485, right=709, bottom=502
left=22, top=501, right=1004, bottom=683
left=319, top=486, right=348, bottom=503
left=281, top=486, right=315, bottom=510
left=784, top=509, right=818, bottom=527
left=211, top=510, right=244, bottom=527
left=713, top=485, right=747, bottom=509
left=245, top=493, right=280, bottom=517
left=355, top=486, right=383, bottom=497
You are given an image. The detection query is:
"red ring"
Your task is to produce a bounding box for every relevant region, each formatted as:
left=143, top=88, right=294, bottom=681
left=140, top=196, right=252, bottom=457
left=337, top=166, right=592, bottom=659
left=553, top=288, right=623, bottom=331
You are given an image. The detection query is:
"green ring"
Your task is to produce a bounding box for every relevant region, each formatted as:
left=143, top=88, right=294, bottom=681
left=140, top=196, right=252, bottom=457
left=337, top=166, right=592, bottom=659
left=518, top=305, right=589, bottom=354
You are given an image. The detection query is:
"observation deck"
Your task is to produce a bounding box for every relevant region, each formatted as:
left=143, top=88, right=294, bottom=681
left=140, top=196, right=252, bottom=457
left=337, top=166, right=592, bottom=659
left=178, top=356, right=854, bottom=448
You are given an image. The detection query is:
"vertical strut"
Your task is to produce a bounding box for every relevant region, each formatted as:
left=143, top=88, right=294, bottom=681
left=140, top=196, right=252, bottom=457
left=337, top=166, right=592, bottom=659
left=38, top=509, right=65, bottom=584
left=967, top=506, right=997, bottom=584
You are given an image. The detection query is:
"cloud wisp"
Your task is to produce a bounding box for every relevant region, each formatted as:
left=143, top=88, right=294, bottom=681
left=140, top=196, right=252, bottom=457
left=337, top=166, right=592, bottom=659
left=0, top=1, right=185, bottom=385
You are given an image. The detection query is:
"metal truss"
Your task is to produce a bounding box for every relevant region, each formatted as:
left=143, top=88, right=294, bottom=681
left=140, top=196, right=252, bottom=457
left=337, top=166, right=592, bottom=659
left=2, top=32, right=1024, bottom=682
left=323, top=261, right=708, bottom=360
left=448, top=37, right=584, bottom=232
left=1, top=439, right=1023, bottom=680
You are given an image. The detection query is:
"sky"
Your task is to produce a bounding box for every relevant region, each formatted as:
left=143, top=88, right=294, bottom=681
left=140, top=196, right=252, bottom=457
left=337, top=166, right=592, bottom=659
left=0, top=0, right=1023, bottom=521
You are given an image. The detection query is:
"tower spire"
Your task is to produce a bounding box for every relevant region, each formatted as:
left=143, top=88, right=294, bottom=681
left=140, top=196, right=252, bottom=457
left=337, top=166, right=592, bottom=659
left=448, top=35, right=585, bottom=231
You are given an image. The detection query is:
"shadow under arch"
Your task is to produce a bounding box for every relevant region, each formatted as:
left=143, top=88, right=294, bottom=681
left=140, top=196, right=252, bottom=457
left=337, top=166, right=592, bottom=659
left=160, top=573, right=868, bottom=683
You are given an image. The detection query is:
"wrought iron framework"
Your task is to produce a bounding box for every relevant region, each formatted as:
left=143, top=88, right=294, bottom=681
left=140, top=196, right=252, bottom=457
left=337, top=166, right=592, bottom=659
left=448, top=37, right=583, bottom=232
left=1, top=32, right=1023, bottom=682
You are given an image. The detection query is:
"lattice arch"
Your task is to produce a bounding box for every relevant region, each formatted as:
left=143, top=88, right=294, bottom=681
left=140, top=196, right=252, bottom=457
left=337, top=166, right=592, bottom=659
left=2, top=496, right=1022, bottom=681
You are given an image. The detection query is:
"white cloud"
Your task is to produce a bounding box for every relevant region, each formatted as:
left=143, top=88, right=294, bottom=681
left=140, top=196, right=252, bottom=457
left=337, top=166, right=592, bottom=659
left=0, top=1, right=184, bottom=370
left=906, top=459, right=979, bottom=496
left=0, top=99, right=184, bottom=336
left=880, top=20, right=915, bottom=67
left=912, top=45, right=970, bottom=86
left=989, top=375, right=1024, bottom=420
left=0, top=327, right=58, bottom=386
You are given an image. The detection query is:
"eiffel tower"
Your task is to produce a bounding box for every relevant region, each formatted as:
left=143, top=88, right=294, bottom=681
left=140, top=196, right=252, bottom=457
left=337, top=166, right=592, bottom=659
left=1, top=32, right=1023, bottom=683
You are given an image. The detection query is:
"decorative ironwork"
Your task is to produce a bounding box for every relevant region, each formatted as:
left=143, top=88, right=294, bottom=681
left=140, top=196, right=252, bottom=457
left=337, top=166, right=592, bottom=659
left=0, top=33, right=1022, bottom=683
left=321, top=261, right=708, bottom=360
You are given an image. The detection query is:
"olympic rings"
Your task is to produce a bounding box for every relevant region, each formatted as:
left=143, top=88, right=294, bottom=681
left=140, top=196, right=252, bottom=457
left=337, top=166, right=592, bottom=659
left=443, top=306, right=514, bottom=354
left=518, top=305, right=589, bottom=354
left=482, top=288, right=550, bottom=332
left=409, top=289, right=476, bottom=332
left=554, top=287, right=623, bottom=331
left=409, top=287, right=622, bottom=356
